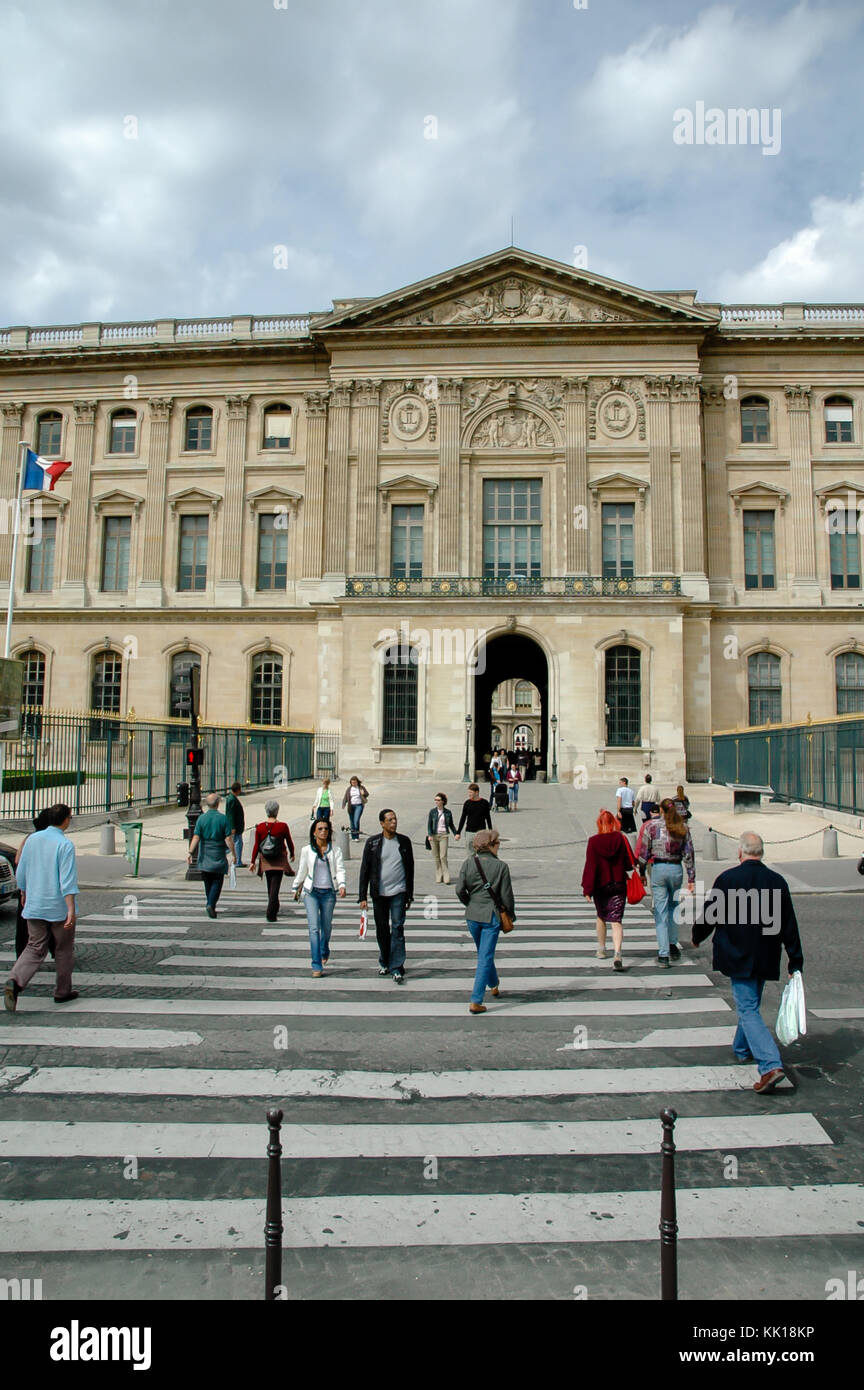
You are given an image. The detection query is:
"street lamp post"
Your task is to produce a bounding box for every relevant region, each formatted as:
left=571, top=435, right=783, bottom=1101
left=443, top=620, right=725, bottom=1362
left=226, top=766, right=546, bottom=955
left=550, top=714, right=559, bottom=784
left=463, top=713, right=473, bottom=782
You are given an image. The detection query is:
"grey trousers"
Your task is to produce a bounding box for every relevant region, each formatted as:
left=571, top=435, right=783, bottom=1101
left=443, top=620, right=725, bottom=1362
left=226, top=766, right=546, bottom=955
left=12, top=918, right=75, bottom=997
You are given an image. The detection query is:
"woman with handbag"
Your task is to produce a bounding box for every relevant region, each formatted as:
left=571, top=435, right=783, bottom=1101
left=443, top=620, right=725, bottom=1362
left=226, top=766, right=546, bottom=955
left=249, top=800, right=296, bottom=923
left=425, top=792, right=457, bottom=884
left=581, top=809, right=635, bottom=971
left=637, top=798, right=696, bottom=968
left=454, top=828, right=516, bottom=1015
left=292, top=819, right=346, bottom=976
left=342, top=776, right=369, bottom=841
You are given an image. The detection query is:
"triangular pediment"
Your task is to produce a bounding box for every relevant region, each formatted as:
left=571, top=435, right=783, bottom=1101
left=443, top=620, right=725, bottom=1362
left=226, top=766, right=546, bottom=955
left=93, top=488, right=144, bottom=513
left=729, top=481, right=790, bottom=512
left=315, top=248, right=719, bottom=331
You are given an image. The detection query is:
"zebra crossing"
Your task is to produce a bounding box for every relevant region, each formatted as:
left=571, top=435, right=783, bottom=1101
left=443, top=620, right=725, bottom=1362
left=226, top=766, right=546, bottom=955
left=0, top=886, right=852, bottom=1297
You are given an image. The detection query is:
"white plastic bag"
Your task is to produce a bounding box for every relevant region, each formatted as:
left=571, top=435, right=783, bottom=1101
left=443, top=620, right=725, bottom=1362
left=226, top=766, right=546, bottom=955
left=358, top=909, right=368, bottom=940
left=776, top=970, right=806, bottom=1045
left=228, top=865, right=237, bottom=890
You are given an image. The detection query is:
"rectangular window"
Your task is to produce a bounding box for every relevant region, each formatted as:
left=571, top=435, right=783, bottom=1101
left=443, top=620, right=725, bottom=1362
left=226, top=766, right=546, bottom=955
left=257, top=514, right=288, bottom=590
left=110, top=415, right=137, bottom=453
left=482, top=479, right=542, bottom=578
left=829, top=519, right=862, bottom=590
left=601, top=502, right=635, bottom=579
left=178, top=515, right=208, bottom=591
left=743, top=510, right=776, bottom=589
left=749, top=686, right=782, bottom=724
left=25, top=517, right=57, bottom=592
left=101, top=516, right=131, bottom=592
left=382, top=659, right=418, bottom=745
left=390, top=504, right=424, bottom=579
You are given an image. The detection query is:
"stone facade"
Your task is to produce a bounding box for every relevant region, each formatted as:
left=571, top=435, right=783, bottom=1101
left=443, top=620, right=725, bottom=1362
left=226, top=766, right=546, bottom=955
left=1, top=249, right=862, bottom=782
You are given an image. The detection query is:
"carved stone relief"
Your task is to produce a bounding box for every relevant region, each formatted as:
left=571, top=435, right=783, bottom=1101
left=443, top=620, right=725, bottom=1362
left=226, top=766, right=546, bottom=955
left=588, top=378, right=646, bottom=441
left=472, top=407, right=554, bottom=449
left=394, top=277, right=632, bottom=327
left=380, top=380, right=438, bottom=444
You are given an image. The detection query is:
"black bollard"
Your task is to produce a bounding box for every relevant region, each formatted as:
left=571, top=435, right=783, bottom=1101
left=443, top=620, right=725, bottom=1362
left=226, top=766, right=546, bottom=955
left=659, top=1107, right=678, bottom=1300
left=265, top=1108, right=284, bottom=1301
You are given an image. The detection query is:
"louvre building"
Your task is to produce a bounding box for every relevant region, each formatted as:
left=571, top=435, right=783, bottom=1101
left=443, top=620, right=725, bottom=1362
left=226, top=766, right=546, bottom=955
left=1, top=247, right=862, bottom=782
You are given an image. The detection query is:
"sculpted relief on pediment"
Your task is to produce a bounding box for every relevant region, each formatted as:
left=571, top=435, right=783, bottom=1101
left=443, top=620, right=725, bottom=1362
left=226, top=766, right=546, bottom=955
left=393, top=277, right=633, bottom=327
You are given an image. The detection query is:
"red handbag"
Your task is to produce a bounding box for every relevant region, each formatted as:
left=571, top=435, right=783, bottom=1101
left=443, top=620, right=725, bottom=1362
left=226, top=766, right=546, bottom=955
left=626, top=872, right=647, bottom=904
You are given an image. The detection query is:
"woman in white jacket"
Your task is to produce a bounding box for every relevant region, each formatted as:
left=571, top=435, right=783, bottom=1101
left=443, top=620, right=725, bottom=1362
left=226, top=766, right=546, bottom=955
left=292, top=818, right=346, bottom=976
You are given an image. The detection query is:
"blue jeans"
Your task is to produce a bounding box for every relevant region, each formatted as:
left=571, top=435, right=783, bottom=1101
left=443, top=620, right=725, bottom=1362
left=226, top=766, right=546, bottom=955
left=348, top=803, right=363, bottom=839
left=651, top=861, right=682, bottom=957
left=373, top=892, right=407, bottom=973
left=233, top=831, right=244, bottom=866
left=316, top=806, right=331, bottom=822
left=304, top=887, right=336, bottom=970
left=730, top=976, right=784, bottom=1075
left=468, top=914, right=501, bottom=1004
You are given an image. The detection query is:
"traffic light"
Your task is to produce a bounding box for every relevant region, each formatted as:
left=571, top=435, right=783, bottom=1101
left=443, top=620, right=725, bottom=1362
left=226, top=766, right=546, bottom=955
left=185, top=747, right=204, bottom=768
left=176, top=781, right=190, bottom=806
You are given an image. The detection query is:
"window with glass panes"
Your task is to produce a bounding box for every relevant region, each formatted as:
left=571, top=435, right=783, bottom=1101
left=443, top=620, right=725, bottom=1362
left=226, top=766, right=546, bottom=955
left=748, top=652, right=781, bottom=724
left=110, top=410, right=137, bottom=453
left=101, top=516, right=131, bottom=592
left=382, top=651, right=418, bottom=744
left=170, top=653, right=201, bottom=718
left=36, top=413, right=62, bottom=456
left=22, top=650, right=45, bottom=738
left=257, top=514, right=288, bottom=590
left=184, top=407, right=213, bottom=451
left=178, top=515, right=208, bottom=590
left=601, top=502, right=635, bottom=579
left=740, top=397, right=770, bottom=444
left=743, top=510, right=776, bottom=589
left=91, top=654, right=122, bottom=714
left=824, top=397, right=854, bottom=444
left=829, top=512, right=861, bottom=589
left=836, top=651, right=864, bottom=715
left=263, top=406, right=291, bottom=449
left=605, top=645, right=641, bottom=746
left=25, top=517, right=56, bottom=592
left=250, top=654, right=282, bottom=725
left=483, top=479, right=541, bottom=578
left=390, top=505, right=424, bottom=579
left=515, top=681, right=533, bottom=708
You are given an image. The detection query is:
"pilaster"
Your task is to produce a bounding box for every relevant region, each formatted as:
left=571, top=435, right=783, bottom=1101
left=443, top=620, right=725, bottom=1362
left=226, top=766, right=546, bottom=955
left=138, top=397, right=173, bottom=606
left=59, top=400, right=97, bottom=605
left=674, top=376, right=708, bottom=600
left=645, top=376, right=674, bottom=575
left=323, top=382, right=353, bottom=577
left=785, top=384, right=820, bottom=604
left=700, top=384, right=733, bottom=604
left=353, top=380, right=381, bottom=575
left=564, top=379, right=589, bottom=575
left=437, top=378, right=462, bottom=575
left=300, top=391, right=329, bottom=584
left=0, top=402, right=24, bottom=590
left=215, top=393, right=249, bottom=605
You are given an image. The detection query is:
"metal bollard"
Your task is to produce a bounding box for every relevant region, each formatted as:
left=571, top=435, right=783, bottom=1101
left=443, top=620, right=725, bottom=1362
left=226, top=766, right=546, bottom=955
left=264, top=1108, right=284, bottom=1301
left=338, top=825, right=350, bottom=861
left=100, top=822, right=116, bottom=855
left=822, top=826, right=838, bottom=858
left=659, top=1108, right=678, bottom=1301
left=702, top=828, right=718, bottom=861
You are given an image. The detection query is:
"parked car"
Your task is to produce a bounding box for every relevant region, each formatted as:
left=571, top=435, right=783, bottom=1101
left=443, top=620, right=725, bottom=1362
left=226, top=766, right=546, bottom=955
left=0, top=840, right=20, bottom=909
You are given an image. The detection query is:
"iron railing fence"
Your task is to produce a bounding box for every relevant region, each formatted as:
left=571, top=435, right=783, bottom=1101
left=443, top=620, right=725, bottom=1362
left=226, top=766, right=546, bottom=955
left=346, top=575, right=682, bottom=599
left=712, top=716, right=864, bottom=815
left=0, top=708, right=316, bottom=820
left=684, top=734, right=713, bottom=783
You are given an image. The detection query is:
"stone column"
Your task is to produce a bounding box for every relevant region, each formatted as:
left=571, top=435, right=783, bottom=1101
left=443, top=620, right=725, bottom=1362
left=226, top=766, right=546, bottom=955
left=323, top=381, right=353, bottom=577
left=437, top=378, right=462, bottom=575
left=0, top=403, right=24, bottom=594
left=646, top=376, right=674, bottom=574
left=353, top=380, right=381, bottom=576
left=674, top=376, right=708, bottom=600
left=300, top=391, right=329, bottom=582
left=138, top=397, right=173, bottom=606
left=700, top=384, right=733, bottom=605
left=564, top=378, right=589, bottom=575
left=785, top=385, right=820, bottom=603
left=216, top=393, right=249, bottom=606
left=60, top=400, right=98, bottom=605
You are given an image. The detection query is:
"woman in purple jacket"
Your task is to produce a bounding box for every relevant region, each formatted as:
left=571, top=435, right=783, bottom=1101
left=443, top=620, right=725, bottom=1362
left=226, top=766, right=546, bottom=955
left=581, top=809, right=635, bottom=971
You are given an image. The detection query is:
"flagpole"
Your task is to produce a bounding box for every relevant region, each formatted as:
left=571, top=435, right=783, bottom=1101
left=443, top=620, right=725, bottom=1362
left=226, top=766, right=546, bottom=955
left=4, top=441, right=29, bottom=660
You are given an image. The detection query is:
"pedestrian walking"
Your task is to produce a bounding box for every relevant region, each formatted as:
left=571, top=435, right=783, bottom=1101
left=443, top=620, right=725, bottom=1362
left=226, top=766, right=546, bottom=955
left=341, top=776, right=369, bottom=841
left=692, top=832, right=803, bottom=1093
left=426, top=792, right=457, bottom=883
left=358, top=809, right=415, bottom=983
left=456, top=783, right=493, bottom=842
left=188, top=792, right=235, bottom=918
left=673, top=784, right=692, bottom=821
left=455, top=828, right=516, bottom=1015
left=615, top=776, right=637, bottom=833
left=312, top=777, right=333, bottom=823
left=506, top=762, right=521, bottom=811
left=249, top=800, right=296, bottom=923
left=636, top=797, right=695, bottom=967
left=634, top=803, right=662, bottom=907
left=224, top=782, right=246, bottom=866
left=14, top=808, right=54, bottom=959
left=292, top=819, right=346, bottom=976
left=5, top=803, right=79, bottom=1011
left=635, top=773, right=657, bottom=822
left=581, top=809, right=635, bottom=970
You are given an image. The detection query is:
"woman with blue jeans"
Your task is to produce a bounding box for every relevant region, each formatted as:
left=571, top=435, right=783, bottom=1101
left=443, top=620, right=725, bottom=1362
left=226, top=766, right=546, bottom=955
left=342, top=777, right=369, bottom=841
left=292, top=819, right=346, bottom=976
left=455, top=828, right=516, bottom=1015
left=637, top=798, right=695, bottom=967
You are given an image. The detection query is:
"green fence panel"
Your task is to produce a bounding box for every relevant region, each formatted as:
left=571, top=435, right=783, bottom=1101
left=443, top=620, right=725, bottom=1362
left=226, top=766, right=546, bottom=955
left=713, top=719, right=864, bottom=815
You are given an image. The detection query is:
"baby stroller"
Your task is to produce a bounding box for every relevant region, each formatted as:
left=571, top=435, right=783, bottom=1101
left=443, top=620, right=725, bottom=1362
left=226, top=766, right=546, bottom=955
left=493, top=781, right=510, bottom=812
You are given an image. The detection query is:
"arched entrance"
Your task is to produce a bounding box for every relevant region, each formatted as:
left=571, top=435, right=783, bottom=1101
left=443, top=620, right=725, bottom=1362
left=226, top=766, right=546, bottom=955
left=474, top=633, right=549, bottom=774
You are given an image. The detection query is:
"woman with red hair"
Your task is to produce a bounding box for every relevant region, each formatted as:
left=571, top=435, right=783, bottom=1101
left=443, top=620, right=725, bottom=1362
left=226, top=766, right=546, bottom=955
left=581, top=809, right=636, bottom=970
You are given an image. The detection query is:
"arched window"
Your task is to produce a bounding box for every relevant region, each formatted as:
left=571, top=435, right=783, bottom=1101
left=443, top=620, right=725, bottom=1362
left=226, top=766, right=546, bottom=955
left=382, top=644, right=418, bottom=745
left=514, top=680, right=533, bottom=709
left=109, top=407, right=138, bottom=454
left=491, top=725, right=502, bottom=747
left=514, top=723, right=535, bottom=749
left=90, top=652, right=122, bottom=739
left=21, top=649, right=45, bottom=739
left=836, top=651, right=864, bottom=715
left=169, top=652, right=201, bottom=718
left=184, top=405, right=213, bottom=451
left=250, top=653, right=283, bottom=726
left=605, top=645, right=641, bottom=746
left=36, top=410, right=63, bottom=456
left=824, top=395, right=854, bottom=444
left=748, top=652, right=781, bottom=724
left=740, top=395, right=770, bottom=444
left=263, top=404, right=292, bottom=450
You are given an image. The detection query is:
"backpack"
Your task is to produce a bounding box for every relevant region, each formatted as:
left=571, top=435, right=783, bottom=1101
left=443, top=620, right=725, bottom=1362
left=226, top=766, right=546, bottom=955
left=259, top=829, right=284, bottom=862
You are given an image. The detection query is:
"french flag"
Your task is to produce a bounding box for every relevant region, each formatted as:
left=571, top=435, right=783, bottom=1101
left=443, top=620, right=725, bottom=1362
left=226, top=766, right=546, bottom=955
left=22, top=448, right=72, bottom=492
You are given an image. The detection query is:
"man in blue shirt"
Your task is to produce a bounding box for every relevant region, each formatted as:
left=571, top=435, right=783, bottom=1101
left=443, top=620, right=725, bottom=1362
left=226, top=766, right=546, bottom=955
left=5, top=803, right=79, bottom=1010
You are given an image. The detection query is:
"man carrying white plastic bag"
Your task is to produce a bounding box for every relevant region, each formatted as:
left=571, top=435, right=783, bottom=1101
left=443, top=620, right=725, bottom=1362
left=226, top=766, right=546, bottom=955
left=691, top=831, right=804, bottom=1094
left=776, top=970, right=806, bottom=1046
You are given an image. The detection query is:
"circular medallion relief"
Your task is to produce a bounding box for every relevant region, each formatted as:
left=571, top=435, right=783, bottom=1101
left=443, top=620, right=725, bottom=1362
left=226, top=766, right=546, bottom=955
left=598, top=391, right=636, bottom=439
left=389, top=394, right=429, bottom=442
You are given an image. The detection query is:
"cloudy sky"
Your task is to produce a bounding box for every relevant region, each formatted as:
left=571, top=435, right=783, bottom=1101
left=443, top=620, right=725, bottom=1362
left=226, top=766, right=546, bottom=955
left=1, top=0, right=862, bottom=325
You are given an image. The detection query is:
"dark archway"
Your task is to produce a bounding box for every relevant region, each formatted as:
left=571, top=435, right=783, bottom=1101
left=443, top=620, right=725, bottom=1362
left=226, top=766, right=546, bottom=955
left=474, top=633, right=549, bottom=773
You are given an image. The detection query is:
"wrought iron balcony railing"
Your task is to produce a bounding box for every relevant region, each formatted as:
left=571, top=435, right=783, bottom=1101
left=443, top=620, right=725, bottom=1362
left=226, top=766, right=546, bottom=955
left=345, top=575, right=682, bottom=598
